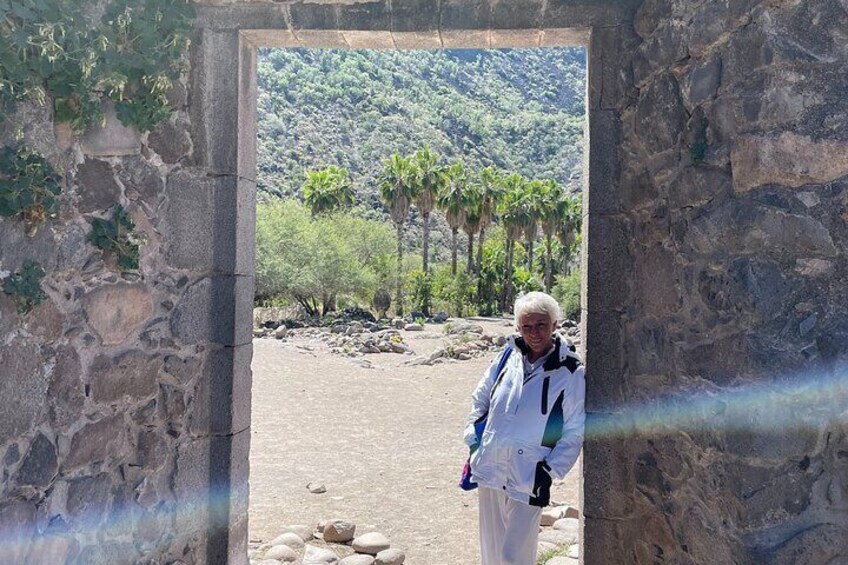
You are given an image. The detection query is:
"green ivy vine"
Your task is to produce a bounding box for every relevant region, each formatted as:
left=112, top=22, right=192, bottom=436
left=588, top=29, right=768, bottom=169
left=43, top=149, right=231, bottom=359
left=2, top=259, right=47, bottom=314
left=0, top=145, right=62, bottom=233
left=0, top=0, right=195, bottom=133
left=88, top=205, right=142, bottom=271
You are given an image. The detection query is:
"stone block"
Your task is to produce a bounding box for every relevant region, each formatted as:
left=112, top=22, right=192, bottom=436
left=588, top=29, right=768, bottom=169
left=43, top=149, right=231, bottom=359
left=237, top=42, right=257, bottom=182
left=586, top=109, right=622, bottom=213
left=686, top=55, right=723, bottom=107
left=81, top=283, right=153, bottom=346
left=188, top=29, right=241, bottom=174
left=391, top=31, right=442, bottom=49
left=117, top=155, right=164, bottom=208
left=587, top=26, right=624, bottom=110
left=635, top=72, right=686, bottom=155
left=0, top=220, right=58, bottom=273
left=731, top=132, right=848, bottom=194
left=66, top=473, right=112, bottom=524
left=162, top=169, right=254, bottom=274
left=15, top=433, right=57, bottom=487
left=148, top=117, right=192, bottom=164
left=581, top=430, right=637, bottom=519
left=633, top=243, right=683, bottom=317
left=490, top=0, right=542, bottom=30
left=173, top=430, right=250, bottom=561
left=170, top=275, right=254, bottom=347
left=188, top=344, right=253, bottom=436
left=294, top=30, right=350, bottom=48
left=390, top=0, right=440, bottom=33
left=546, top=0, right=639, bottom=28
left=343, top=30, right=395, bottom=49
left=0, top=339, right=48, bottom=446
left=440, top=29, right=490, bottom=48
left=63, top=414, right=128, bottom=471
left=75, top=158, right=121, bottom=213
left=289, top=2, right=340, bottom=30
left=88, top=350, right=162, bottom=405
left=440, top=0, right=490, bottom=30
left=540, top=27, right=590, bottom=47
left=338, top=0, right=390, bottom=31
left=80, top=99, right=141, bottom=156
left=25, top=533, right=78, bottom=565
left=583, top=214, right=630, bottom=313
left=194, top=4, right=288, bottom=31
left=489, top=29, right=541, bottom=47
left=583, top=312, right=625, bottom=409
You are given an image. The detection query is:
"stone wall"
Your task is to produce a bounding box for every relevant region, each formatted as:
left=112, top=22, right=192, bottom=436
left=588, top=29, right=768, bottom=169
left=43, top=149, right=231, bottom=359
left=0, top=43, right=251, bottom=565
left=1, top=0, right=847, bottom=563
left=581, top=0, right=848, bottom=562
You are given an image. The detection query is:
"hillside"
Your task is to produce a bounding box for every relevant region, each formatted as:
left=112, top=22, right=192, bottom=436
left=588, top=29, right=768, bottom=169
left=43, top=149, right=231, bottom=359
left=256, top=47, right=587, bottom=202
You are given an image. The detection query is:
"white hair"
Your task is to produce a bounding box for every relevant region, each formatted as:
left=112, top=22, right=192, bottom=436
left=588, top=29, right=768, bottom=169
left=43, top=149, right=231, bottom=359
left=513, top=291, right=562, bottom=328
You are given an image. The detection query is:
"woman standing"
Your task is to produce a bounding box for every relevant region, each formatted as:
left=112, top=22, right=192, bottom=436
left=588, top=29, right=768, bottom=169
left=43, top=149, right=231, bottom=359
left=463, top=292, right=586, bottom=565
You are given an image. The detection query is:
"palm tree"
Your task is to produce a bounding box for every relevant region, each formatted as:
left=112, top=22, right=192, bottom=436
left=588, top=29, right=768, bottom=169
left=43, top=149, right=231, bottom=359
left=437, top=161, right=467, bottom=276
left=302, top=165, right=355, bottom=216
left=378, top=154, right=416, bottom=316
left=540, top=180, right=570, bottom=292
left=475, top=167, right=502, bottom=273
left=521, top=179, right=545, bottom=273
left=559, top=195, right=582, bottom=276
left=498, top=173, right=528, bottom=311
left=411, top=147, right=444, bottom=275
left=461, top=183, right=483, bottom=275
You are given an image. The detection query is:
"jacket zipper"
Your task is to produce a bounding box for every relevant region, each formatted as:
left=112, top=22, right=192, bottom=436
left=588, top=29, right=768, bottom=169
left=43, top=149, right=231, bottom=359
left=541, top=376, right=550, bottom=415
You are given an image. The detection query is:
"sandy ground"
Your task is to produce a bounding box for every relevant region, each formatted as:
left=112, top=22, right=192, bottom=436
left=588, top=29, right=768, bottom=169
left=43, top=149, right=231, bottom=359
left=248, top=318, right=581, bottom=564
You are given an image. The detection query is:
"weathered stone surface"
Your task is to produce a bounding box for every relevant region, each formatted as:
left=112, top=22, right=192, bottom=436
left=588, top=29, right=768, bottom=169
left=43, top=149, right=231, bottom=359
left=89, top=350, right=162, bottom=404
left=82, top=283, right=153, bottom=345
left=15, top=433, right=57, bottom=487
left=0, top=339, right=48, bottom=445
left=148, top=117, right=192, bottom=164
left=118, top=155, right=165, bottom=205
left=635, top=72, right=686, bottom=155
left=0, top=500, right=37, bottom=563
left=48, top=345, right=84, bottom=427
left=80, top=99, right=141, bottom=156
left=66, top=472, right=112, bottom=522
left=731, top=132, right=848, bottom=193
left=170, top=275, right=253, bottom=346
left=75, top=158, right=121, bottom=213
left=64, top=414, right=128, bottom=471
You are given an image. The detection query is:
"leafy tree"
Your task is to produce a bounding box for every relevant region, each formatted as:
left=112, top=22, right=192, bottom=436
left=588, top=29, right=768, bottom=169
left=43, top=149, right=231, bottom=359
left=461, top=182, right=483, bottom=275
left=255, top=200, right=394, bottom=316
left=301, top=165, right=355, bottom=216
left=437, top=160, right=467, bottom=276
left=520, top=179, right=546, bottom=273
left=475, top=166, right=504, bottom=295
left=552, top=269, right=581, bottom=322
left=377, top=154, right=416, bottom=316
left=539, top=180, right=574, bottom=291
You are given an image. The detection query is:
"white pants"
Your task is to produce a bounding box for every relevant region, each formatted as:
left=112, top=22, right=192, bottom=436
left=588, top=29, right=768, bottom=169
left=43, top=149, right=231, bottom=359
left=478, top=486, right=542, bottom=565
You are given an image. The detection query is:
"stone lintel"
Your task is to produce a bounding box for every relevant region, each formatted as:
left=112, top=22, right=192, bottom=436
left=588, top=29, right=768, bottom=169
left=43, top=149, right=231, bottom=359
left=342, top=30, right=396, bottom=49
left=391, top=31, right=442, bottom=49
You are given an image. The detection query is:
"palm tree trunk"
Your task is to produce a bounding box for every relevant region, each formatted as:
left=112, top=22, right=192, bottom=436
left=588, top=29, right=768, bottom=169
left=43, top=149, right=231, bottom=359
left=450, top=228, right=458, bottom=276
left=527, top=238, right=535, bottom=273
left=501, top=238, right=514, bottom=311
left=544, top=234, right=554, bottom=292
left=422, top=212, right=431, bottom=275
left=476, top=226, right=486, bottom=302
left=396, top=223, right=404, bottom=316
left=466, top=233, right=474, bottom=274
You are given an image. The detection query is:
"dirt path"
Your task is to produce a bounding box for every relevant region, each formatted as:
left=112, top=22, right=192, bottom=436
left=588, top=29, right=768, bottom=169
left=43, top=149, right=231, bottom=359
left=249, top=318, right=581, bottom=564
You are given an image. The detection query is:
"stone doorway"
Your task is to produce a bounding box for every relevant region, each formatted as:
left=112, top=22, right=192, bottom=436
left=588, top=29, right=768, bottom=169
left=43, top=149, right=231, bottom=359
left=189, top=2, right=635, bottom=562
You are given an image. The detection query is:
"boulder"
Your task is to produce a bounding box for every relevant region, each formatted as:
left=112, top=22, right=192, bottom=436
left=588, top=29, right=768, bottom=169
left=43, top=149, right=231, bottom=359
left=279, top=524, right=313, bottom=542
left=433, top=311, right=449, bottom=323
left=303, top=544, right=339, bottom=564
left=403, top=323, right=423, bottom=331
left=274, top=326, right=289, bottom=339
left=374, top=548, right=405, bottom=565
left=541, top=506, right=568, bottom=526
left=269, top=532, right=305, bottom=551
left=323, top=519, right=356, bottom=543
left=264, top=544, right=299, bottom=562
left=339, top=555, right=375, bottom=565
left=352, top=533, right=391, bottom=555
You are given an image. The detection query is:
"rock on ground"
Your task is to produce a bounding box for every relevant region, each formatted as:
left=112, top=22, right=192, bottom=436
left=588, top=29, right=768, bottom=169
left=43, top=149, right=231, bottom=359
left=352, top=532, right=391, bottom=555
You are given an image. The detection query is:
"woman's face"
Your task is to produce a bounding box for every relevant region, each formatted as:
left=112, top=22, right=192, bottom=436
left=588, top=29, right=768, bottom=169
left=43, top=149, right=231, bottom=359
left=517, top=312, right=554, bottom=356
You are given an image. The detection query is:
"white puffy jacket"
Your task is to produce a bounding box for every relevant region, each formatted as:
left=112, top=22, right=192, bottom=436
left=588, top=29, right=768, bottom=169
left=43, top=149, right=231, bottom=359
left=463, top=334, right=586, bottom=506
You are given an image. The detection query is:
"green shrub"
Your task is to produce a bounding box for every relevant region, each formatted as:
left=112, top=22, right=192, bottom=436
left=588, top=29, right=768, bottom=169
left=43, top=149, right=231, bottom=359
left=431, top=264, right=476, bottom=317
left=2, top=259, right=46, bottom=314
left=88, top=205, right=141, bottom=271
left=552, top=269, right=581, bottom=322
left=406, top=269, right=432, bottom=316
left=0, top=146, right=62, bottom=233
